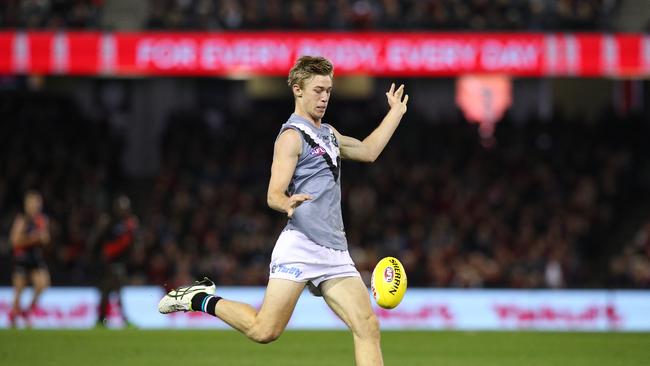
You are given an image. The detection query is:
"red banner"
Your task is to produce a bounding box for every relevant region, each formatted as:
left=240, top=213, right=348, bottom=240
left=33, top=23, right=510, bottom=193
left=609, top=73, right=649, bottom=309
left=0, top=32, right=649, bottom=77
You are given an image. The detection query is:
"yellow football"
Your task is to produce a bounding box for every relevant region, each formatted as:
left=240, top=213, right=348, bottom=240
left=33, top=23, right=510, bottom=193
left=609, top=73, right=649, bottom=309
left=371, top=256, right=407, bottom=309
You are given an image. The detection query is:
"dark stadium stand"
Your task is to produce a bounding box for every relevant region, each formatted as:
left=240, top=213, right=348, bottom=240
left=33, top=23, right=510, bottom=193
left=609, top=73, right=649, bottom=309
left=1, top=90, right=648, bottom=289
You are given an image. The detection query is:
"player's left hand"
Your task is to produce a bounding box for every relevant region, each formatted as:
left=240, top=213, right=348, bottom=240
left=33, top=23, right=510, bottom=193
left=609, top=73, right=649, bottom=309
left=386, top=83, right=409, bottom=114
left=287, top=193, right=312, bottom=218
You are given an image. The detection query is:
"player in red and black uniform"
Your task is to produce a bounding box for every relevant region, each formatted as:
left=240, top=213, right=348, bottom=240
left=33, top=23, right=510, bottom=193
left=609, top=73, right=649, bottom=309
left=95, top=195, right=138, bottom=326
left=9, top=191, right=51, bottom=327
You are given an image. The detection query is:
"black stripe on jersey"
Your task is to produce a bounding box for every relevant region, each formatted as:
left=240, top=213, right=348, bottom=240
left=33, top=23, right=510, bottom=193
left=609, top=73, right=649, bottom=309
left=298, top=130, right=340, bottom=182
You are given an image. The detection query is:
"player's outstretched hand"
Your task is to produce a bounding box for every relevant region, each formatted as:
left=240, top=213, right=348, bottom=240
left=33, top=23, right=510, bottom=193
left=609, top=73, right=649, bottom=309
left=386, top=83, right=409, bottom=114
left=287, top=193, right=312, bottom=218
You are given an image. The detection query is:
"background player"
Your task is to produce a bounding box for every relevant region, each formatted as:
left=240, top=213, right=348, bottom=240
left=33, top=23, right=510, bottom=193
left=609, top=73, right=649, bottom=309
left=159, top=56, right=408, bottom=366
left=92, top=194, right=138, bottom=327
left=9, top=190, right=51, bottom=327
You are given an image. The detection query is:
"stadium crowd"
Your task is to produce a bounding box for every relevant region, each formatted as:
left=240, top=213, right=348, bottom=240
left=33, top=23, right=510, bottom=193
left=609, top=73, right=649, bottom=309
left=1, top=0, right=620, bottom=31
left=610, top=218, right=650, bottom=288
left=146, top=0, right=620, bottom=31
left=1, top=90, right=648, bottom=289
left=0, top=0, right=103, bottom=29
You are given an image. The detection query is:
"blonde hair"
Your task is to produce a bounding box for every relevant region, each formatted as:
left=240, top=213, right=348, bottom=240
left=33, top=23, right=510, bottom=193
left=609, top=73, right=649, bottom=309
left=287, top=56, right=334, bottom=89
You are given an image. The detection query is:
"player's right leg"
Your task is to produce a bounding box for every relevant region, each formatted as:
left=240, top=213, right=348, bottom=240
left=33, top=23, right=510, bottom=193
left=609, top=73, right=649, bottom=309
left=214, top=279, right=305, bottom=343
left=10, top=270, right=28, bottom=327
left=160, top=230, right=307, bottom=343
left=159, top=278, right=305, bottom=344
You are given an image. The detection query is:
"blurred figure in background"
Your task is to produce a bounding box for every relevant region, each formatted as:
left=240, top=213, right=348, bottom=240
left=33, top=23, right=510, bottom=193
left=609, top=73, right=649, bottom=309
left=93, top=194, right=138, bottom=327
left=9, top=190, right=51, bottom=327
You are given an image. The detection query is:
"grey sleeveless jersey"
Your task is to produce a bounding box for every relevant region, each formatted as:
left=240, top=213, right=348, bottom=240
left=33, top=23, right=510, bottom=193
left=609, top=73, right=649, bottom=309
left=278, top=113, right=348, bottom=250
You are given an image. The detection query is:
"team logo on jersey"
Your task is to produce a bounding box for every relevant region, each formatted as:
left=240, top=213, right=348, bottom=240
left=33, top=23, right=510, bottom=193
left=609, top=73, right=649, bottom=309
left=310, top=146, right=327, bottom=156
left=289, top=122, right=340, bottom=181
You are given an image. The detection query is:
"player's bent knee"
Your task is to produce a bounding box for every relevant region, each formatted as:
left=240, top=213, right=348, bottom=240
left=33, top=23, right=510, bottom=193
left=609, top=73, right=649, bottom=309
left=248, top=324, right=283, bottom=344
left=249, top=329, right=282, bottom=344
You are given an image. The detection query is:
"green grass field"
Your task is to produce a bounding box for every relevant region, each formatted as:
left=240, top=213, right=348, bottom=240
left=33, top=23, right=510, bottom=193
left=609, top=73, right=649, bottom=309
left=1, top=330, right=648, bottom=366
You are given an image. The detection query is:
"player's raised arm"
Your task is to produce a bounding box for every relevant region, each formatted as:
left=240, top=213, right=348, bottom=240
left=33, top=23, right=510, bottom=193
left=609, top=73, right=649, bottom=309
left=267, top=129, right=312, bottom=218
left=334, top=83, right=408, bottom=163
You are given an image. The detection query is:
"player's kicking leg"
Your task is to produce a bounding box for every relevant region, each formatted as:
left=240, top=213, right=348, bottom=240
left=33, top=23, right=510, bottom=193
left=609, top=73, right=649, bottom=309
left=321, top=276, right=383, bottom=366
left=159, top=278, right=305, bottom=343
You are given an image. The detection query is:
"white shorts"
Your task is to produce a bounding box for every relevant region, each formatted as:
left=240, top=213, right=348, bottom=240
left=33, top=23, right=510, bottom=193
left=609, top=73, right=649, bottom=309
left=269, top=230, right=360, bottom=294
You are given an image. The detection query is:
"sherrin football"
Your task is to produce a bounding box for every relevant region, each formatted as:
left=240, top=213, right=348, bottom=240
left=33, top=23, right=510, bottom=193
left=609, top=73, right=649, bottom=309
left=371, top=256, right=407, bottom=309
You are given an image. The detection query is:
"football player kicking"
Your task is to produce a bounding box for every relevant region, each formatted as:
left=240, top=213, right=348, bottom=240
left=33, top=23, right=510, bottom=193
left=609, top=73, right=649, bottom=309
left=159, top=56, right=408, bottom=366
